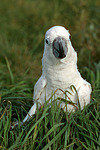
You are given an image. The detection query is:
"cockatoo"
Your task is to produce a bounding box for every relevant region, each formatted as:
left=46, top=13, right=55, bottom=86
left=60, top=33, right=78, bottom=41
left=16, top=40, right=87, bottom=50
left=23, top=26, right=92, bottom=123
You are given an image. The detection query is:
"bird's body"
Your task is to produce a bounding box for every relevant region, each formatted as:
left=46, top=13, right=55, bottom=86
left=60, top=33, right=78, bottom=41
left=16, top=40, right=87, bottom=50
left=23, top=26, right=92, bottom=123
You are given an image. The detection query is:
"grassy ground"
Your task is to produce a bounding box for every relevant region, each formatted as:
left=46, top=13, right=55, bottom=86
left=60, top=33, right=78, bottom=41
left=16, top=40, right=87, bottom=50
left=0, top=0, right=100, bottom=149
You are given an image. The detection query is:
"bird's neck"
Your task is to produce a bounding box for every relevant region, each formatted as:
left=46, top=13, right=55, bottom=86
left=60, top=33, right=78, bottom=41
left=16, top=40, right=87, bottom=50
left=42, top=51, right=81, bottom=88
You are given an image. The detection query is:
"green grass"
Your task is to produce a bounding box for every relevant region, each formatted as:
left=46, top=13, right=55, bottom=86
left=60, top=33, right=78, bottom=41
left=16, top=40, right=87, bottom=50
left=0, top=0, right=100, bottom=149
left=0, top=62, right=100, bottom=150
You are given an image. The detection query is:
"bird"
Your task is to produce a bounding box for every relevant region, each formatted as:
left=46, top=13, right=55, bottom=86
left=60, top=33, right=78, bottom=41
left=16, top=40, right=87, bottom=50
left=22, top=26, right=92, bottom=123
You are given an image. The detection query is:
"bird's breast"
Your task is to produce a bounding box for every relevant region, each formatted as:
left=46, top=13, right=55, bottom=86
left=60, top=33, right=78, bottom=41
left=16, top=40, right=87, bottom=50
left=44, top=64, right=82, bottom=91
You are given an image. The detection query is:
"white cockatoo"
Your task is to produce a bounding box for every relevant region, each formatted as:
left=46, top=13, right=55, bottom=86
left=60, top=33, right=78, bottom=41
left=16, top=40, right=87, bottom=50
left=23, top=26, right=92, bottom=123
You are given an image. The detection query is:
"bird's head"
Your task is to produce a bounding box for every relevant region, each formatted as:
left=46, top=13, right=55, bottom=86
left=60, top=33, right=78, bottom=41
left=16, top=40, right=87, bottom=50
left=43, top=26, right=77, bottom=65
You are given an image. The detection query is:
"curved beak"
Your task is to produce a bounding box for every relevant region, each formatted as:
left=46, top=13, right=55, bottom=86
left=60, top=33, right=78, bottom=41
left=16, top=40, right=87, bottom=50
left=52, top=36, right=68, bottom=59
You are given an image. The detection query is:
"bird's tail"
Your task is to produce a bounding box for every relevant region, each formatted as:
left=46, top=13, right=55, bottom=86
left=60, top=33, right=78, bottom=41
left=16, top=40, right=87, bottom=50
left=22, top=103, right=37, bottom=123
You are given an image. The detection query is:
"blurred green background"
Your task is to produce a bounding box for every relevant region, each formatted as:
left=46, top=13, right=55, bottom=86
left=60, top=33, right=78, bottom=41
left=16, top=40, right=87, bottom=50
left=0, top=1, right=100, bottom=149
left=0, top=0, right=100, bottom=86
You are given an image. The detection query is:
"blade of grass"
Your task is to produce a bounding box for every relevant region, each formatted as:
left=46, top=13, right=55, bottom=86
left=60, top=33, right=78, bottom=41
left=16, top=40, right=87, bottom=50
left=36, top=123, right=64, bottom=150
left=79, top=132, right=100, bottom=147
left=22, top=113, right=48, bottom=144
left=5, top=56, right=14, bottom=84
left=42, top=124, right=67, bottom=150
left=8, top=129, right=24, bottom=150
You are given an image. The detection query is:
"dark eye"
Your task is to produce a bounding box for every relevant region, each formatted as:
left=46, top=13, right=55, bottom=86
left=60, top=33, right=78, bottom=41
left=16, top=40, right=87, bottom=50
left=46, top=39, right=48, bottom=44
left=69, top=35, right=71, bottom=40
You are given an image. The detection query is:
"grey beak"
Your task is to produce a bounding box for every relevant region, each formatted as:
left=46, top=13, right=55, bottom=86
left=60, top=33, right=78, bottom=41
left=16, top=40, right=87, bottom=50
left=52, top=36, right=68, bottom=59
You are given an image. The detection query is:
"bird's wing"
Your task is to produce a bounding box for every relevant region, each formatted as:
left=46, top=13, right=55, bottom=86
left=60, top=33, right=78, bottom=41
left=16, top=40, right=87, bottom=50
left=33, top=74, right=47, bottom=101
left=77, top=83, right=92, bottom=109
left=22, top=75, right=47, bottom=123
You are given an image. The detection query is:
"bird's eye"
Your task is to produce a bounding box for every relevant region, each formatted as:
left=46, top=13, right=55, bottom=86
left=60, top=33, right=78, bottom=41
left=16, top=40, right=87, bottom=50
left=69, top=35, right=71, bottom=40
left=46, top=39, right=49, bottom=44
